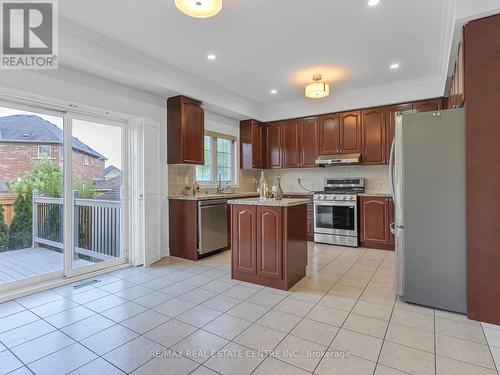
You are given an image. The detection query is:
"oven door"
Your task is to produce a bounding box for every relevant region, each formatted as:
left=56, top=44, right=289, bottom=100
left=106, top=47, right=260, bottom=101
left=314, top=201, right=357, bottom=236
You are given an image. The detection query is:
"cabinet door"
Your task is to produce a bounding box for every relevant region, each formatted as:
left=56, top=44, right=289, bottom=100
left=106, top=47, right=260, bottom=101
left=318, top=114, right=340, bottom=155
left=256, top=206, right=283, bottom=280
left=252, top=123, right=263, bottom=169
left=360, top=196, right=390, bottom=247
left=182, top=99, right=205, bottom=164
left=232, top=205, right=257, bottom=274
left=282, top=119, right=301, bottom=168
left=386, top=103, right=412, bottom=162
left=300, top=117, right=319, bottom=167
left=362, top=108, right=386, bottom=165
left=339, top=111, right=362, bottom=153
left=412, top=99, right=443, bottom=113
left=267, top=121, right=282, bottom=168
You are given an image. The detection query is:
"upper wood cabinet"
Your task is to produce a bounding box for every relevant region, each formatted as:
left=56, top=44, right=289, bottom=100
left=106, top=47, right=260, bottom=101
left=167, top=96, right=204, bottom=165
left=266, top=121, right=282, bottom=169
left=339, top=111, right=362, bottom=154
left=385, top=103, right=412, bottom=162
left=240, top=120, right=264, bottom=169
left=282, top=119, right=301, bottom=168
left=300, top=117, right=319, bottom=167
left=412, top=98, right=443, bottom=113
left=362, top=108, right=386, bottom=165
left=360, top=196, right=394, bottom=250
left=318, top=114, right=340, bottom=155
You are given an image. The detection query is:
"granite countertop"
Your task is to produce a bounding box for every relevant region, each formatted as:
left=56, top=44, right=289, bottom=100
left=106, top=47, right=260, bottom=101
left=168, top=192, right=259, bottom=201
left=227, top=198, right=310, bottom=207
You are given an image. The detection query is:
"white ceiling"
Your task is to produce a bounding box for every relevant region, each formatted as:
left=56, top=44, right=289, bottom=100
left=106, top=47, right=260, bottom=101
left=59, top=0, right=451, bottom=110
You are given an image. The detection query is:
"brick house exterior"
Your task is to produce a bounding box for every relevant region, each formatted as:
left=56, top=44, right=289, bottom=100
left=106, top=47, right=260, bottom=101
left=0, top=115, right=107, bottom=190
left=0, top=143, right=105, bottom=184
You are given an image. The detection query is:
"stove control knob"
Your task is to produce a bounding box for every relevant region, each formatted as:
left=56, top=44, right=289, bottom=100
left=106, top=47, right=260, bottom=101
left=331, top=196, right=337, bottom=201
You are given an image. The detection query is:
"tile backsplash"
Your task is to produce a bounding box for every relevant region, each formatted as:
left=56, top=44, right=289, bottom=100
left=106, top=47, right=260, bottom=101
left=264, top=165, right=390, bottom=194
left=168, top=165, right=389, bottom=196
left=168, top=165, right=259, bottom=196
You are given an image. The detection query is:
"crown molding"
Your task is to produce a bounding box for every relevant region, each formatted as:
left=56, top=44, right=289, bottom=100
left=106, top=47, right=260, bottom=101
left=58, top=18, right=263, bottom=120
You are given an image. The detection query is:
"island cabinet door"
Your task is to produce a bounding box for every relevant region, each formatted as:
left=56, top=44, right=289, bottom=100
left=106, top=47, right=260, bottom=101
left=232, top=205, right=257, bottom=274
left=256, top=206, right=283, bottom=280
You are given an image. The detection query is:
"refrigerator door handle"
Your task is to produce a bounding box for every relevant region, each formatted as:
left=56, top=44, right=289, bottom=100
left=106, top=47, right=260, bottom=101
left=390, top=222, right=396, bottom=235
left=389, top=139, right=396, bottom=206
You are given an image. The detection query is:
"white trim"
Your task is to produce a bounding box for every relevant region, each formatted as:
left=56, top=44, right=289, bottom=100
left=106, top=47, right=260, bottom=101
left=0, top=262, right=130, bottom=303
left=63, top=112, right=73, bottom=277
left=37, top=144, right=52, bottom=159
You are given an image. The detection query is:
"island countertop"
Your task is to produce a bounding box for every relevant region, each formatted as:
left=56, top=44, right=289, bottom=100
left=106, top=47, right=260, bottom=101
left=227, top=198, right=310, bottom=207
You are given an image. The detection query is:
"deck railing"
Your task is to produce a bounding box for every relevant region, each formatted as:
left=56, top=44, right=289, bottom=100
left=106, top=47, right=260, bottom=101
left=32, top=190, right=121, bottom=261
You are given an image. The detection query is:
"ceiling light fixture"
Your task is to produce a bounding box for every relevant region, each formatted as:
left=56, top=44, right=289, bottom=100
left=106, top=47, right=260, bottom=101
left=390, top=63, right=400, bottom=69
left=305, top=74, right=330, bottom=99
left=368, top=0, right=380, bottom=6
left=175, top=0, right=223, bottom=18
left=270, top=89, right=278, bottom=94
left=207, top=54, right=216, bottom=60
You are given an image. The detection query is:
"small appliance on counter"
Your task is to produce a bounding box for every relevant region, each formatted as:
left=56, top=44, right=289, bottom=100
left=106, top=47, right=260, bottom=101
left=313, top=178, right=365, bottom=247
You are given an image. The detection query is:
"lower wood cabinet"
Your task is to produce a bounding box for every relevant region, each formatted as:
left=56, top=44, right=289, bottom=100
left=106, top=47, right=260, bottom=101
left=231, top=203, right=307, bottom=290
left=284, top=194, right=313, bottom=241
left=359, top=196, right=394, bottom=250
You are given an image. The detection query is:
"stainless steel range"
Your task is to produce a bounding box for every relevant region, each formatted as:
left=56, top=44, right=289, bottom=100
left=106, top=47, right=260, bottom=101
left=313, top=178, right=365, bottom=247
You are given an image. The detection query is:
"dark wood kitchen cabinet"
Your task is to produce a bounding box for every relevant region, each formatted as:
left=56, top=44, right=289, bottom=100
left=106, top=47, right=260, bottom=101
left=412, top=98, right=443, bottom=113
left=240, top=120, right=265, bottom=169
left=266, top=121, right=283, bottom=168
left=300, top=117, right=319, bottom=167
left=339, top=111, right=362, bottom=154
left=282, top=119, right=301, bottom=168
left=318, top=113, right=340, bottom=155
left=362, top=108, right=386, bottom=165
left=385, top=103, right=413, bottom=163
left=284, top=194, right=314, bottom=241
left=359, top=196, right=394, bottom=250
left=231, top=202, right=307, bottom=290
left=168, top=199, right=198, bottom=261
left=167, top=96, right=204, bottom=165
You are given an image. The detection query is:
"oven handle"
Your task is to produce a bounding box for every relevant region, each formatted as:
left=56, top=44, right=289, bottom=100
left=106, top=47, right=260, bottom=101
left=314, top=201, right=357, bottom=207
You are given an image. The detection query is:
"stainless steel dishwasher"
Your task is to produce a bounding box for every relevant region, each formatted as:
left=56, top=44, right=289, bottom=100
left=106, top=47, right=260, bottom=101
left=198, top=199, right=229, bottom=255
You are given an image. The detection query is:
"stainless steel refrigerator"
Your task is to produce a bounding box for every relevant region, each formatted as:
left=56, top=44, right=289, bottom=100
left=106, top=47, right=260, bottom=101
left=390, top=108, right=467, bottom=313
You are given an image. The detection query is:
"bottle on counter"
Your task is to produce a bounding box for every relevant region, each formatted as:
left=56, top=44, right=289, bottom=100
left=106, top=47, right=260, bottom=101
left=259, top=170, right=267, bottom=200
left=273, top=176, right=284, bottom=200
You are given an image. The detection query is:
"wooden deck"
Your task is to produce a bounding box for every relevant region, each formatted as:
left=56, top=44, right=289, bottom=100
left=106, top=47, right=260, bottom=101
left=0, top=248, right=92, bottom=284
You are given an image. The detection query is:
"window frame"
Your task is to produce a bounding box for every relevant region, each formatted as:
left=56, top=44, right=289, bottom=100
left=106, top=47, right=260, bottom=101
left=84, top=154, right=91, bottom=166
left=195, top=131, right=238, bottom=187
left=37, top=144, right=52, bottom=159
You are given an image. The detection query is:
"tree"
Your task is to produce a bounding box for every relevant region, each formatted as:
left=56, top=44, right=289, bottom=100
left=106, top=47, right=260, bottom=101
left=7, top=194, right=31, bottom=250
left=0, top=205, right=8, bottom=251
left=11, top=158, right=63, bottom=198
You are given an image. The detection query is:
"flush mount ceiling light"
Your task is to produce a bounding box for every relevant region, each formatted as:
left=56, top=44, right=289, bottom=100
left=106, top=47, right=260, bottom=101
left=175, top=0, right=222, bottom=18
left=368, top=0, right=380, bottom=6
left=305, top=74, right=330, bottom=99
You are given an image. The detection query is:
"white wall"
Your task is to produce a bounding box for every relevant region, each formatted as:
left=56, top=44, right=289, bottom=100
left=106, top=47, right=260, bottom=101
left=205, top=111, right=239, bottom=138
left=0, top=67, right=170, bottom=258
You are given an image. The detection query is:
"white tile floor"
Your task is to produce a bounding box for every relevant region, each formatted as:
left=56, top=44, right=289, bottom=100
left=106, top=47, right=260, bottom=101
left=0, top=242, right=499, bottom=375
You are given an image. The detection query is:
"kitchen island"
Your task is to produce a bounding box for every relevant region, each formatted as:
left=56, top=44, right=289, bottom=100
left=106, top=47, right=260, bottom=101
left=228, top=198, right=309, bottom=290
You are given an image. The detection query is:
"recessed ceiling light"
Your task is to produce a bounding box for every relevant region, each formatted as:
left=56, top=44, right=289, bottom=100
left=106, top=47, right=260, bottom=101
left=270, top=89, right=278, bottom=94
left=390, top=63, right=400, bottom=69
left=207, top=54, right=216, bottom=60
left=368, top=0, right=380, bottom=6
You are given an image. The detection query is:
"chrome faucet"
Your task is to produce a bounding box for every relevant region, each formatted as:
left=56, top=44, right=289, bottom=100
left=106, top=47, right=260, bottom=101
left=216, top=173, right=223, bottom=194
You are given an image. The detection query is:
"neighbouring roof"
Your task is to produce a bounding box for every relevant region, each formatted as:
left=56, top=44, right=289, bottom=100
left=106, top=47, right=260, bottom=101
left=96, top=175, right=121, bottom=201
left=104, top=165, right=121, bottom=177
left=0, top=115, right=107, bottom=160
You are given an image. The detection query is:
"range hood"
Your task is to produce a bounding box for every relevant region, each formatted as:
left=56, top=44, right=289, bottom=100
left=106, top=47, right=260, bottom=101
left=315, top=153, right=362, bottom=166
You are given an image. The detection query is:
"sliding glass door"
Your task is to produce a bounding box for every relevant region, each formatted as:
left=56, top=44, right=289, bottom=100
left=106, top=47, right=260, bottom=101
left=0, top=102, right=127, bottom=292
left=67, top=116, right=125, bottom=276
